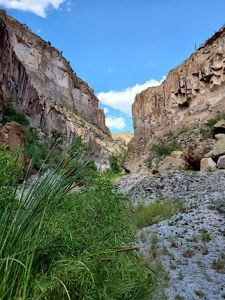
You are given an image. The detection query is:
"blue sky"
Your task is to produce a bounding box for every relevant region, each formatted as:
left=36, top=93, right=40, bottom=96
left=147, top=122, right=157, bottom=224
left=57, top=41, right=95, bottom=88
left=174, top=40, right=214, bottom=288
left=1, top=0, right=225, bottom=133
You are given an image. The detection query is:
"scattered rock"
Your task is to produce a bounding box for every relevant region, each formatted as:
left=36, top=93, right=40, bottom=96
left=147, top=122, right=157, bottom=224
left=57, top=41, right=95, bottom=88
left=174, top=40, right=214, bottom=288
left=205, top=134, right=225, bottom=160
left=200, top=157, right=217, bottom=172
left=158, top=156, right=190, bottom=173
left=217, top=155, right=225, bottom=169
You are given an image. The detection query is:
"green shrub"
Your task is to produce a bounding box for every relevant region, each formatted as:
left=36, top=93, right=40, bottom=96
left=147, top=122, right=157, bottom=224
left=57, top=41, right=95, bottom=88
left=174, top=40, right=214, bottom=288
left=24, top=129, right=50, bottom=169
left=109, top=150, right=127, bottom=173
left=133, top=198, right=185, bottom=229
left=2, top=105, right=29, bottom=127
left=109, top=154, right=121, bottom=173
left=148, top=142, right=177, bottom=168
left=200, top=113, right=225, bottom=139
left=51, top=129, right=65, bottom=143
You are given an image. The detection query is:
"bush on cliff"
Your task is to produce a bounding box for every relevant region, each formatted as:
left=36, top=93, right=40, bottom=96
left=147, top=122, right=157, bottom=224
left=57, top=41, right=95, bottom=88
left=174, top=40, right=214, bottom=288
left=2, top=105, right=29, bottom=127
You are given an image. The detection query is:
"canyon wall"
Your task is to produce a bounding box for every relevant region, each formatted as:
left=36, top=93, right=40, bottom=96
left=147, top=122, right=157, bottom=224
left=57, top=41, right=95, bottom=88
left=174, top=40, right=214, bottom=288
left=0, top=10, right=121, bottom=167
left=128, top=25, right=225, bottom=171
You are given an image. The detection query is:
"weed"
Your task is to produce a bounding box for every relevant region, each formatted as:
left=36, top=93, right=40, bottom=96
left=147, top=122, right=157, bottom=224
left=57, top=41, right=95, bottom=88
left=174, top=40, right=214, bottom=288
left=212, top=254, right=225, bottom=273
left=195, top=290, right=205, bottom=297
left=200, top=229, right=211, bottom=243
left=178, top=271, right=184, bottom=280
left=182, top=249, right=195, bottom=258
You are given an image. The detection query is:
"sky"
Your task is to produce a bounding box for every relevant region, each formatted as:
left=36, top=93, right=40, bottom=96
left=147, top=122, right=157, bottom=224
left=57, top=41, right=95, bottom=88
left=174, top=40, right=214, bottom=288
left=0, top=1, right=225, bottom=133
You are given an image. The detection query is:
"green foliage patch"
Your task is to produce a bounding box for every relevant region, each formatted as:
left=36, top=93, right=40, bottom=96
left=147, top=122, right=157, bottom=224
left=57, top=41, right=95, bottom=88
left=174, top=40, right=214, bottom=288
left=148, top=142, right=178, bottom=168
left=109, top=150, right=127, bottom=173
left=2, top=105, right=29, bottom=127
left=133, top=199, right=186, bottom=229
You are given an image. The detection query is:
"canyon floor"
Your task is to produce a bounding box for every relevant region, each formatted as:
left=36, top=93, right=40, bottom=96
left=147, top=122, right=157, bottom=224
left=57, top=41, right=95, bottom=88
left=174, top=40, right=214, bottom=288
left=117, top=171, right=225, bottom=300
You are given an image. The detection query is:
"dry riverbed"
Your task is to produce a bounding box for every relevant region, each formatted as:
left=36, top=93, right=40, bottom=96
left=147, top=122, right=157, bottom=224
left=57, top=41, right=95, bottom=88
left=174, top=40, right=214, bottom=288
left=117, top=171, right=225, bottom=300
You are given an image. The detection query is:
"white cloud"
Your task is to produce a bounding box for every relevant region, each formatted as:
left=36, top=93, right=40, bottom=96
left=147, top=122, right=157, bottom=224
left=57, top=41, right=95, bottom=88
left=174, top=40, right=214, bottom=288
left=97, top=77, right=165, bottom=116
left=105, top=116, right=126, bottom=131
left=0, top=0, right=65, bottom=17
left=103, top=107, right=109, bottom=114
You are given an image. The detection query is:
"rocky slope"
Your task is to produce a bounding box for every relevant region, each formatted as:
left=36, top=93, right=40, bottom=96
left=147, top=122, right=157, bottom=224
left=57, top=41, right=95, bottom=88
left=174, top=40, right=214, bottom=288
left=0, top=10, right=121, bottom=167
left=127, top=25, right=225, bottom=171
left=117, top=171, right=225, bottom=300
left=112, top=132, right=133, bottom=147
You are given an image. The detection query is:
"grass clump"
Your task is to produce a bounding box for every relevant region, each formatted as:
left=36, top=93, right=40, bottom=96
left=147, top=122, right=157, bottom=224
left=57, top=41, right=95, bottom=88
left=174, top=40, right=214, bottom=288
left=133, top=198, right=185, bottom=229
left=148, top=142, right=177, bottom=168
left=212, top=254, right=225, bottom=273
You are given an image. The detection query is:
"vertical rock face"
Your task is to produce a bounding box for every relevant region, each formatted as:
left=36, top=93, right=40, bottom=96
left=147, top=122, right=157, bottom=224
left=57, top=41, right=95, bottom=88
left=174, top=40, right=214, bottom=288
left=128, top=25, right=225, bottom=171
left=0, top=10, right=120, bottom=165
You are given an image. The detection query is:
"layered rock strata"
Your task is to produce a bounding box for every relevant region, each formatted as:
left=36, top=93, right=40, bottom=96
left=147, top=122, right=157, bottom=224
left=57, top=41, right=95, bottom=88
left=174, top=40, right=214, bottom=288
left=128, top=25, right=225, bottom=171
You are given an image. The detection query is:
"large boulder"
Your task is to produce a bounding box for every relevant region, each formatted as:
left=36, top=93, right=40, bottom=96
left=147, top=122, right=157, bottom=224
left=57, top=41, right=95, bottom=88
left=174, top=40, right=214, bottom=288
left=205, top=134, right=225, bottom=160
left=0, top=122, right=25, bottom=163
left=188, top=139, right=214, bottom=170
left=217, top=155, right=225, bottom=169
left=213, top=119, right=225, bottom=135
left=200, top=157, right=217, bottom=172
left=158, top=155, right=190, bottom=173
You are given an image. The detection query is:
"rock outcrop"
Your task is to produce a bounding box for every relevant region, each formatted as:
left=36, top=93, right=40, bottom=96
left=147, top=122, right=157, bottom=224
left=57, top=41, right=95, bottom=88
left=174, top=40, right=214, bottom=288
left=0, top=10, right=121, bottom=166
left=128, top=25, right=225, bottom=171
left=0, top=121, right=25, bottom=163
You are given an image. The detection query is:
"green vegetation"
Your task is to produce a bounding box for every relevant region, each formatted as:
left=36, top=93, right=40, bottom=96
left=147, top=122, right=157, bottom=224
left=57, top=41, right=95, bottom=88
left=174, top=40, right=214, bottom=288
left=2, top=105, right=29, bottom=127
left=133, top=198, right=185, bottom=229
left=0, top=142, right=154, bottom=299
left=109, top=150, right=127, bottom=173
left=212, top=254, right=225, bottom=273
left=148, top=142, right=178, bottom=168
left=200, top=112, right=225, bottom=139
left=200, top=229, right=211, bottom=243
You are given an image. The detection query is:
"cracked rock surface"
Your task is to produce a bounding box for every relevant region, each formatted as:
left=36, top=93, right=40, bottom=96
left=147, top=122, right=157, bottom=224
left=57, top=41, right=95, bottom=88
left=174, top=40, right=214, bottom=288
left=117, top=171, right=225, bottom=300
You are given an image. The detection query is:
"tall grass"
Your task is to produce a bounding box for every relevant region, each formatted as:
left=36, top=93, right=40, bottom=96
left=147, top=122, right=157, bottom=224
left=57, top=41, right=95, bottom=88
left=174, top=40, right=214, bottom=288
left=133, top=199, right=186, bottom=229
left=0, top=141, right=154, bottom=299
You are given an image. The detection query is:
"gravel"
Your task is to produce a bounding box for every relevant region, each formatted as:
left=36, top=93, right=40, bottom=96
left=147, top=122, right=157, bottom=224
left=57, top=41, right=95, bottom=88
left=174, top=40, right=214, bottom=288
left=117, top=171, right=225, bottom=300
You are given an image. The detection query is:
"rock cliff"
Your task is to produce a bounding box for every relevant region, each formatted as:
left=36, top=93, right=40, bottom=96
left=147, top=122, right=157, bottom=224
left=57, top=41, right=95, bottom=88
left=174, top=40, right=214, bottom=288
left=128, top=25, right=225, bottom=171
left=0, top=10, right=120, bottom=167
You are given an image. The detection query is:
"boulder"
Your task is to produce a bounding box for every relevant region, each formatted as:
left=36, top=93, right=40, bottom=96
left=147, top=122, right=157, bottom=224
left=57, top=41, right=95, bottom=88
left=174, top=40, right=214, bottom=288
left=217, top=155, right=225, bottom=169
left=0, top=122, right=25, bottom=163
left=158, top=156, right=190, bottom=173
left=213, top=119, right=225, bottom=135
left=188, top=139, right=214, bottom=170
left=205, top=134, right=225, bottom=160
left=200, top=157, right=217, bottom=172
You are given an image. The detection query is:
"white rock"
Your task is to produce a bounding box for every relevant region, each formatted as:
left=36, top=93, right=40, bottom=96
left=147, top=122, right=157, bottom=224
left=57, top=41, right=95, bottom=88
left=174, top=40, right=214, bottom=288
left=200, top=157, right=217, bottom=172
left=217, top=155, right=225, bottom=169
